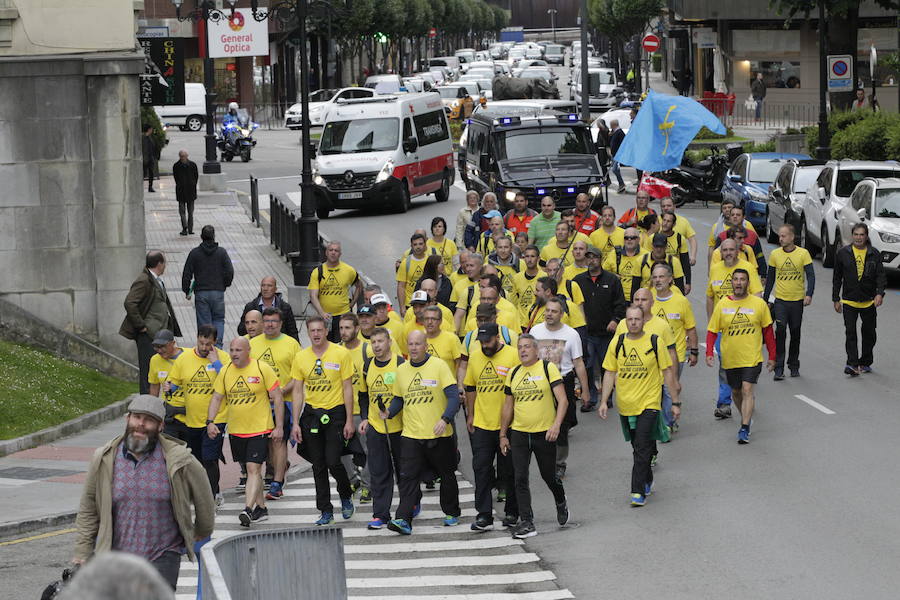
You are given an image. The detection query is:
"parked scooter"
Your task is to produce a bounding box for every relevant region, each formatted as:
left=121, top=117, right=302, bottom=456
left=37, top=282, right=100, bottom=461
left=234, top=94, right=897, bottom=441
left=657, top=146, right=729, bottom=207
left=218, top=108, right=258, bottom=162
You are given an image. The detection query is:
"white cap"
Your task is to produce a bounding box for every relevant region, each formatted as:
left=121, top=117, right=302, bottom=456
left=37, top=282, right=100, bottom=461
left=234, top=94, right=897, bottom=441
left=410, top=290, right=428, bottom=304
left=370, top=293, right=390, bottom=306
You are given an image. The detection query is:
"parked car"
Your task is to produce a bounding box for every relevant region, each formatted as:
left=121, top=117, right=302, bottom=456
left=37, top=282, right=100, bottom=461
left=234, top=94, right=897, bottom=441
left=544, top=44, right=565, bottom=65
left=430, top=56, right=461, bottom=78
left=283, top=87, right=372, bottom=129
left=507, top=47, right=526, bottom=67
left=838, top=177, right=900, bottom=271
left=154, top=82, right=207, bottom=131
left=590, top=108, right=633, bottom=142
left=766, top=160, right=826, bottom=244
left=800, top=160, right=900, bottom=266
left=569, top=68, right=620, bottom=111
left=435, top=82, right=481, bottom=112
left=512, top=59, right=548, bottom=77
left=428, top=66, right=450, bottom=84
left=517, top=67, right=557, bottom=83
left=722, top=152, right=810, bottom=238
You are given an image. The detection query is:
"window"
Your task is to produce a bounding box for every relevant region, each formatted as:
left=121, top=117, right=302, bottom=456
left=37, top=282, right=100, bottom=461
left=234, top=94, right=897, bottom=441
left=319, top=118, right=399, bottom=154
left=468, top=125, right=487, bottom=157
left=794, top=167, right=821, bottom=194
left=748, top=158, right=787, bottom=183
left=850, top=185, right=867, bottom=210
left=749, top=61, right=801, bottom=89
left=818, top=169, right=832, bottom=195
left=775, top=165, right=792, bottom=193
left=835, top=169, right=900, bottom=197
left=731, top=156, right=748, bottom=178
left=875, top=189, right=900, bottom=218
left=403, top=118, right=413, bottom=142
left=412, top=110, right=449, bottom=147
left=492, top=127, right=593, bottom=161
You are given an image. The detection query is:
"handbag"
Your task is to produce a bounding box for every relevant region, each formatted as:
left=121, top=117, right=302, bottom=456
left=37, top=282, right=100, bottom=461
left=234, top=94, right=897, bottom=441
left=619, top=410, right=671, bottom=443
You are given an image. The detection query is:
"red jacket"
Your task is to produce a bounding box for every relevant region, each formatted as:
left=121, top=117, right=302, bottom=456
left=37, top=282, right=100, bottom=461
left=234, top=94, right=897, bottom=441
left=618, top=206, right=656, bottom=227
left=504, top=209, right=537, bottom=236
left=573, top=209, right=601, bottom=235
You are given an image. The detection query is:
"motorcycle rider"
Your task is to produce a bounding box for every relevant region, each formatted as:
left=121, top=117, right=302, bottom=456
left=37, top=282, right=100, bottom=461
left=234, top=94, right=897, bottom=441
left=221, top=102, right=242, bottom=151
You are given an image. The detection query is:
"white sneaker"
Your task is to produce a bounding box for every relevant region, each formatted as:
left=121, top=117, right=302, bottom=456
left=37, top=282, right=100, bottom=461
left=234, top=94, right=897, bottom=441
left=215, top=493, right=225, bottom=508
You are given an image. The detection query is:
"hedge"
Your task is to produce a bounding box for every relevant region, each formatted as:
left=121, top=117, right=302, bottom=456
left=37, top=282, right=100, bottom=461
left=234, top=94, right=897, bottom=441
left=804, top=110, right=900, bottom=159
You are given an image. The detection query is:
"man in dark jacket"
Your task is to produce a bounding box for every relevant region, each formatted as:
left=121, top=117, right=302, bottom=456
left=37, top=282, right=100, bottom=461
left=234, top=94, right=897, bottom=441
left=237, top=276, right=300, bottom=341
left=832, top=223, right=886, bottom=376
left=142, top=125, right=159, bottom=193
left=181, top=225, right=234, bottom=347
left=573, top=245, right=626, bottom=411
left=608, top=120, right=626, bottom=193
left=173, top=150, right=199, bottom=236
left=120, top=251, right=182, bottom=393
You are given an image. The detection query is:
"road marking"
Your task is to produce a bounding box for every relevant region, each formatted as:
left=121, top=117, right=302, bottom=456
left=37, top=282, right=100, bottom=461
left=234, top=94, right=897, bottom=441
left=348, top=571, right=558, bottom=588
left=0, top=477, right=32, bottom=486
left=226, top=175, right=300, bottom=183
left=346, top=553, right=540, bottom=570
left=454, top=181, right=467, bottom=192
left=221, top=494, right=475, bottom=510
left=0, top=527, right=76, bottom=546
left=794, top=394, right=836, bottom=415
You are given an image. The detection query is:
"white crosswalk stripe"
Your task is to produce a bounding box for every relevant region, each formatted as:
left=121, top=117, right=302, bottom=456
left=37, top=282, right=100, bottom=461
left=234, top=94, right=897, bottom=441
left=176, top=471, right=572, bottom=598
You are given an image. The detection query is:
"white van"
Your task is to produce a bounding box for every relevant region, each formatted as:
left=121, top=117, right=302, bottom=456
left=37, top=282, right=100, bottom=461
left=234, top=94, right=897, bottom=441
left=154, top=83, right=207, bottom=131
left=312, top=93, right=455, bottom=218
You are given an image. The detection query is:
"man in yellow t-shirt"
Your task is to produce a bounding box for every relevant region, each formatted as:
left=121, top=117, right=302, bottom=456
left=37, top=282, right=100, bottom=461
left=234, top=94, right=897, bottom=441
left=706, top=269, right=775, bottom=444
left=207, top=336, right=283, bottom=527
left=356, top=327, right=405, bottom=529
left=599, top=305, right=677, bottom=506
left=499, top=334, right=568, bottom=538
left=706, top=239, right=763, bottom=317
left=603, top=227, right=650, bottom=303
left=242, top=309, right=263, bottom=339
left=464, top=323, right=521, bottom=530
left=339, top=313, right=372, bottom=503
left=358, top=303, right=403, bottom=355
left=396, top=232, right=431, bottom=313
left=590, top=205, right=626, bottom=262
left=540, top=221, right=580, bottom=267
left=659, top=197, right=697, bottom=265
left=403, top=285, right=454, bottom=334
left=641, top=233, right=688, bottom=295
left=148, top=329, right=188, bottom=441
left=384, top=331, right=461, bottom=535
left=525, top=276, right=584, bottom=331
left=707, top=200, right=756, bottom=264
left=511, top=245, right=544, bottom=326
left=461, top=276, right=521, bottom=335
left=308, top=240, right=362, bottom=342
left=423, top=305, right=464, bottom=390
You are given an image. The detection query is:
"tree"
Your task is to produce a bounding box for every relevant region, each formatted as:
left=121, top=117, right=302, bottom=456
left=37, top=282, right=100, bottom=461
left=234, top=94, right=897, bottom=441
left=588, top=0, right=663, bottom=92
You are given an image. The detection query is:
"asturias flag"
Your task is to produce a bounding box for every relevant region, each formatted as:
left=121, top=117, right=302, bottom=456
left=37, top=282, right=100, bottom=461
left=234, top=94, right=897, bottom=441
left=613, top=90, right=726, bottom=172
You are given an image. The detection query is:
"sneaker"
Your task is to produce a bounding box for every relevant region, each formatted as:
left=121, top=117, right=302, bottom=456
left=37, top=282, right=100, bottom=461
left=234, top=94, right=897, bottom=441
left=250, top=506, right=269, bottom=522
left=773, top=370, right=785, bottom=381
left=387, top=518, right=412, bottom=535
left=263, top=478, right=273, bottom=491
left=790, top=368, right=800, bottom=378
left=650, top=454, right=658, bottom=468
left=425, top=479, right=436, bottom=490
left=556, top=500, right=569, bottom=526
left=737, top=428, right=750, bottom=444
left=341, top=498, right=355, bottom=520
left=367, top=518, right=386, bottom=530
left=671, top=421, right=679, bottom=433
left=471, top=516, right=494, bottom=532
left=630, top=493, right=646, bottom=507
left=722, top=405, right=732, bottom=418
left=496, top=489, right=507, bottom=502
left=265, top=481, right=283, bottom=500
left=412, top=504, right=421, bottom=518
left=845, top=365, right=860, bottom=377
left=617, top=185, right=626, bottom=194
left=644, top=482, right=653, bottom=496
left=501, top=514, right=519, bottom=528
left=215, top=493, right=225, bottom=508
left=555, top=465, right=566, bottom=481
left=359, top=487, right=372, bottom=504
left=315, top=512, right=334, bottom=526
left=860, top=365, right=872, bottom=374
left=236, top=477, right=247, bottom=492
left=238, top=507, right=253, bottom=527
left=512, top=521, right=537, bottom=538
left=443, top=515, right=460, bottom=527
left=714, top=405, right=725, bottom=419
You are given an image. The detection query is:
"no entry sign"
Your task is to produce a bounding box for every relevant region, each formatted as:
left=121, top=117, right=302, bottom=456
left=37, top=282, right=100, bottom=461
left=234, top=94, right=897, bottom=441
left=827, top=54, right=853, bottom=91
left=642, top=34, right=660, bottom=53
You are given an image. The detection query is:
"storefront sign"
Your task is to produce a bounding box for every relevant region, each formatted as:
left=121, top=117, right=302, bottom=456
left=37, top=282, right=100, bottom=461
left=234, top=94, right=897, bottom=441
left=138, top=37, right=185, bottom=106
left=208, top=8, right=269, bottom=58
left=692, top=28, right=717, bottom=49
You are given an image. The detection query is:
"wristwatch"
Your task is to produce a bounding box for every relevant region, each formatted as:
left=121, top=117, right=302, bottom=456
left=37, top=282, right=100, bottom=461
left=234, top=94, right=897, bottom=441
left=671, top=402, right=682, bottom=407
left=206, top=419, right=214, bottom=425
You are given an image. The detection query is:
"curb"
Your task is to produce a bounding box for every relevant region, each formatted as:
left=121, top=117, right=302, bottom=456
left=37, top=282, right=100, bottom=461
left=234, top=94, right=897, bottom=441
left=0, top=511, right=77, bottom=541
left=0, top=394, right=137, bottom=458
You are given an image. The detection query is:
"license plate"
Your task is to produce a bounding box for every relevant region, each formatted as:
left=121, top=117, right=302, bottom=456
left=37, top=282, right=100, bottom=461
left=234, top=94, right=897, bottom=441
left=338, top=192, right=363, bottom=200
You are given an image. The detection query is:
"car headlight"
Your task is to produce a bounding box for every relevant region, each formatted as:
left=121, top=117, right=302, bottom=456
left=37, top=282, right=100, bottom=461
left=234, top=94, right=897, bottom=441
left=240, top=128, right=250, bottom=136
left=375, top=160, right=395, bottom=183
left=589, top=185, right=601, bottom=197
left=312, top=164, right=324, bottom=186
left=505, top=190, right=516, bottom=202
left=878, top=230, right=900, bottom=244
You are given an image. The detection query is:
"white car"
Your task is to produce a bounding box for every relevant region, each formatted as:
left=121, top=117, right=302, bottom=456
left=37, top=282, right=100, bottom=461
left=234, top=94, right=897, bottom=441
left=284, top=87, right=374, bottom=129
left=507, top=48, right=526, bottom=67
left=837, top=177, right=900, bottom=271
left=590, top=108, right=632, bottom=142
left=801, top=160, right=900, bottom=266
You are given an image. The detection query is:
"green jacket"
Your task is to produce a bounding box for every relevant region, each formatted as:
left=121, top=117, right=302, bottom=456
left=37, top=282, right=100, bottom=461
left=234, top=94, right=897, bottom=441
left=73, top=433, right=215, bottom=562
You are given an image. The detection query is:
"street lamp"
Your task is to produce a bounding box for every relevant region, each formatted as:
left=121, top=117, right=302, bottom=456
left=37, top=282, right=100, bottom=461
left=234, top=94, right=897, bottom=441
left=172, top=0, right=238, bottom=176
left=816, top=1, right=830, bottom=160
left=547, top=8, right=558, bottom=43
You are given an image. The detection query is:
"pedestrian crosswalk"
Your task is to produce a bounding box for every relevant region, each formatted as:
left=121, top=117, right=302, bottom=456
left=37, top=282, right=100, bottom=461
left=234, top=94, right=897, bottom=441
left=175, top=472, right=574, bottom=599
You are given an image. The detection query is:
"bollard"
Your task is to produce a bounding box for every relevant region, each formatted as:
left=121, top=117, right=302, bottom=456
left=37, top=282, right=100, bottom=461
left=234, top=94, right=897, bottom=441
left=250, top=174, right=259, bottom=226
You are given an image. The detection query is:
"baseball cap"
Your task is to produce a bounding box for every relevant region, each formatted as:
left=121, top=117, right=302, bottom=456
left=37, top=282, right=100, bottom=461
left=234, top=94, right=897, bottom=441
left=151, top=329, right=175, bottom=346
left=585, top=244, right=602, bottom=257
left=127, top=394, right=166, bottom=422
left=357, top=304, right=375, bottom=316
left=476, top=323, right=499, bottom=342
left=410, top=290, right=428, bottom=304
left=370, top=293, right=390, bottom=306
left=652, top=233, right=668, bottom=247
left=484, top=210, right=503, bottom=219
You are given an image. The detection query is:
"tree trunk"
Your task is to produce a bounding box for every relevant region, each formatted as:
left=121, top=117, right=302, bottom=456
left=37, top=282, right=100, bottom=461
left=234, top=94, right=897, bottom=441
left=828, top=4, right=859, bottom=111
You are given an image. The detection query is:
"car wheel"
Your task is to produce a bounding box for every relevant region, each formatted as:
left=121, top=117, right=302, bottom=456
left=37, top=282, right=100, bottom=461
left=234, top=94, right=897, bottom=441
left=434, top=171, right=451, bottom=203
left=186, top=115, right=204, bottom=132
left=392, top=180, right=411, bottom=214
left=766, top=212, right=778, bottom=243
left=823, top=227, right=837, bottom=268
left=799, top=220, right=818, bottom=258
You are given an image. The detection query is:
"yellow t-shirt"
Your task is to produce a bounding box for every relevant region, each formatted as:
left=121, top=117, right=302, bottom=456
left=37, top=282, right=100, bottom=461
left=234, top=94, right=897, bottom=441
left=602, top=331, right=672, bottom=416
left=396, top=254, right=431, bottom=307
left=639, top=253, right=684, bottom=284
left=589, top=227, right=625, bottom=261
left=563, top=264, right=588, bottom=282
left=463, top=305, right=521, bottom=336
left=602, top=250, right=650, bottom=301
left=706, top=260, right=763, bottom=303
left=457, top=286, right=521, bottom=333
left=504, top=360, right=563, bottom=433
left=540, top=241, right=577, bottom=267
left=290, top=343, right=354, bottom=410
left=403, top=303, right=455, bottom=333
left=464, top=343, right=520, bottom=431
left=708, top=219, right=756, bottom=247
left=673, top=214, right=696, bottom=240
left=557, top=279, right=586, bottom=328
left=342, top=341, right=367, bottom=415
left=250, top=334, right=300, bottom=385
left=651, top=292, right=696, bottom=362
left=149, top=350, right=186, bottom=424
left=376, top=317, right=408, bottom=355
left=511, top=270, right=543, bottom=326
left=359, top=354, right=405, bottom=434
left=393, top=355, right=457, bottom=439
left=449, top=268, right=468, bottom=288
left=168, top=347, right=230, bottom=427
left=213, top=359, right=279, bottom=435
left=708, top=294, right=772, bottom=369
left=358, top=331, right=402, bottom=356
left=308, top=261, right=359, bottom=315
left=427, top=237, right=459, bottom=273
left=769, top=246, right=812, bottom=302
left=844, top=246, right=874, bottom=309
left=710, top=245, right=757, bottom=272
left=661, top=231, right=689, bottom=258
left=425, top=331, right=463, bottom=374
left=491, top=263, right=520, bottom=298
left=614, top=315, right=677, bottom=357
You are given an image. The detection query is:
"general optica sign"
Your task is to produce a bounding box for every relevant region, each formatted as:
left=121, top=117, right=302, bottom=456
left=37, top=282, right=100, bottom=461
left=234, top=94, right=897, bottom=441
left=208, top=8, right=269, bottom=58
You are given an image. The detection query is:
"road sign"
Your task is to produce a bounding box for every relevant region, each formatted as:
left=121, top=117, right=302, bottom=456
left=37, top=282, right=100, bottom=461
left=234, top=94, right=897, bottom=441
left=642, top=34, right=660, bottom=53
left=827, top=54, right=853, bottom=91
left=429, top=27, right=437, bottom=39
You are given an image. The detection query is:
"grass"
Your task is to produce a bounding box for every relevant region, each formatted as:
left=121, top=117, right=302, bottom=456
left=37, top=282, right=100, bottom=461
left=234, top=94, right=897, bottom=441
left=0, top=339, right=137, bottom=440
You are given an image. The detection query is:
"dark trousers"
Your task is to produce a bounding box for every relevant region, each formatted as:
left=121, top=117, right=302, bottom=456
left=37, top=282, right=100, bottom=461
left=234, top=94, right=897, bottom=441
left=584, top=333, right=613, bottom=405
left=187, top=424, right=226, bottom=495
left=151, top=550, right=182, bottom=590
left=470, top=427, right=517, bottom=520
left=178, top=199, right=195, bottom=233
left=396, top=436, right=459, bottom=522
left=510, top=429, right=566, bottom=524
left=327, top=313, right=345, bottom=343
left=843, top=304, right=877, bottom=367
left=300, top=407, right=353, bottom=513
left=366, top=427, right=404, bottom=522
left=773, top=299, right=804, bottom=371
left=622, top=409, right=658, bottom=495
left=143, top=161, right=155, bottom=189
left=163, top=419, right=191, bottom=443
left=136, top=332, right=154, bottom=394
left=555, top=372, right=577, bottom=469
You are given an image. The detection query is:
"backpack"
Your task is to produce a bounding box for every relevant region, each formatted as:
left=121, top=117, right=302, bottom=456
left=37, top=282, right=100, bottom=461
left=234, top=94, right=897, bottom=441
left=507, top=359, right=556, bottom=406
left=613, top=332, right=660, bottom=367
left=463, top=325, right=513, bottom=353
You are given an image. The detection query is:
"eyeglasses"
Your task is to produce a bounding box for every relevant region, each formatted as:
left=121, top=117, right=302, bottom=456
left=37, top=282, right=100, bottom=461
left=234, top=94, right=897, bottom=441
left=314, top=358, right=323, bottom=376
left=624, top=235, right=639, bottom=240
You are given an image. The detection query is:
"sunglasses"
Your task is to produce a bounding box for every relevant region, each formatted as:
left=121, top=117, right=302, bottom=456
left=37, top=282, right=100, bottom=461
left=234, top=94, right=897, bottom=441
left=624, top=235, right=639, bottom=240
left=314, top=358, right=323, bottom=376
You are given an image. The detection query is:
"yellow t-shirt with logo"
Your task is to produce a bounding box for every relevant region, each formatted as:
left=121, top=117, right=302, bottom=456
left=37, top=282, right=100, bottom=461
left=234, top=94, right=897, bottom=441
left=168, top=347, right=230, bottom=426
left=396, top=254, right=430, bottom=307
left=661, top=231, right=689, bottom=258
left=504, top=360, right=563, bottom=433
left=213, top=360, right=279, bottom=435
left=308, top=261, right=359, bottom=315
left=706, top=259, right=763, bottom=303
left=589, top=227, right=625, bottom=261
left=403, top=303, right=455, bottom=333
left=427, top=238, right=459, bottom=273
left=342, top=341, right=367, bottom=415
left=250, top=334, right=300, bottom=385
left=711, top=245, right=757, bottom=272
left=359, top=354, right=405, bottom=434
left=603, top=250, right=650, bottom=301
left=149, top=350, right=186, bottom=424
left=290, top=343, right=354, bottom=410
left=707, top=295, right=773, bottom=369
left=673, top=214, right=696, bottom=240
left=457, top=287, right=521, bottom=334
left=393, top=356, right=457, bottom=439
left=602, top=331, right=672, bottom=416
left=425, top=331, right=463, bottom=374
left=376, top=317, right=408, bottom=356
left=708, top=219, right=756, bottom=247
left=650, top=292, right=696, bottom=362
left=769, top=246, right=812, bottom=302
left=492, top=263, right=519, bottom=298
left=614, top=315, right=677, bottom=357
left=511, top=270, right=542, bottom=326
left=464, top=343, right=520, bottom=431
left=540, top=241, right=577, bottom=267
left=844, top=246, right=874, bottom=309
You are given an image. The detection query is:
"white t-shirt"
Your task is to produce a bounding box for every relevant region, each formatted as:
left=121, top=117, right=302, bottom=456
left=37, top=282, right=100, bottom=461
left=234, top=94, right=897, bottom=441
left=530, top=322, right=583, bottom=376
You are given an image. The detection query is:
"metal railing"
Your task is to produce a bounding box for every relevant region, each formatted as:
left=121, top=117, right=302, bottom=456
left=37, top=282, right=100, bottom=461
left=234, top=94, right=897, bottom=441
left=213, top=102, right=292, bottom=130
left=200, top=526, right=347, bottom=600
left=700, top=97, right=818, bottom=131
left=270, top=192, right=302, bottom=259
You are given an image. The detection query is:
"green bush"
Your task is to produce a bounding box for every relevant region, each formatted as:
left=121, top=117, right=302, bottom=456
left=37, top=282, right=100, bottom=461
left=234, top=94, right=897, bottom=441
left=694, top=125, right=735, bottom=140
left=684, top=148, right=713, bottom=164
left=831, top=112, right=900, bottom=160
left=140, top=106, right=168, bottom=154
left=745, top=140, right=776, bottom=153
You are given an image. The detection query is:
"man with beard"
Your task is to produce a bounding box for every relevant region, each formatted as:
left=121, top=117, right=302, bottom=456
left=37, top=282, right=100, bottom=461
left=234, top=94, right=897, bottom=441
left=73, top=395, right=215, bottom=590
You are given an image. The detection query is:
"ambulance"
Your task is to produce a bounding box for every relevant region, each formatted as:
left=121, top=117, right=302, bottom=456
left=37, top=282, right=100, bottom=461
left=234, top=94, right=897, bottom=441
left=312, top=93, right=454, bottom=218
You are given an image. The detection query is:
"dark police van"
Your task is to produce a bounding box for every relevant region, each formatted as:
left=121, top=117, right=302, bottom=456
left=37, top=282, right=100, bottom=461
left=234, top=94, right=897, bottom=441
left=459, top=108, right=605, bottom=210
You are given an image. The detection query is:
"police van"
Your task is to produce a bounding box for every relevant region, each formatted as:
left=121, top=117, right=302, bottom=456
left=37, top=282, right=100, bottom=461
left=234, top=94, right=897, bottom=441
left=312, top=93, right=454, bottom=218
left=460, top=108, right=605, bottom=210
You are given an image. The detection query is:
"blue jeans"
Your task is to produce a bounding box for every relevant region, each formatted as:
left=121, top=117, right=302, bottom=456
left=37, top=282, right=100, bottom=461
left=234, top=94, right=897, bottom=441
left=194, top=290, right=225, bottom=347
left=584, top=333, right=613, bottom=406
left=661, top=361, right=686, bottom=426
left=610, top=160, right=625, bottom=187
left=715, top=336, right=732, bottom=405
left=754, top=96, right=764, bottom=119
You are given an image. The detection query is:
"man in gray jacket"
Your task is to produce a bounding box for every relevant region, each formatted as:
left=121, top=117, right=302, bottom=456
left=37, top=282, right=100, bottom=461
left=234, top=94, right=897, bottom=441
left=73, top=395, right=215, bottom=590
